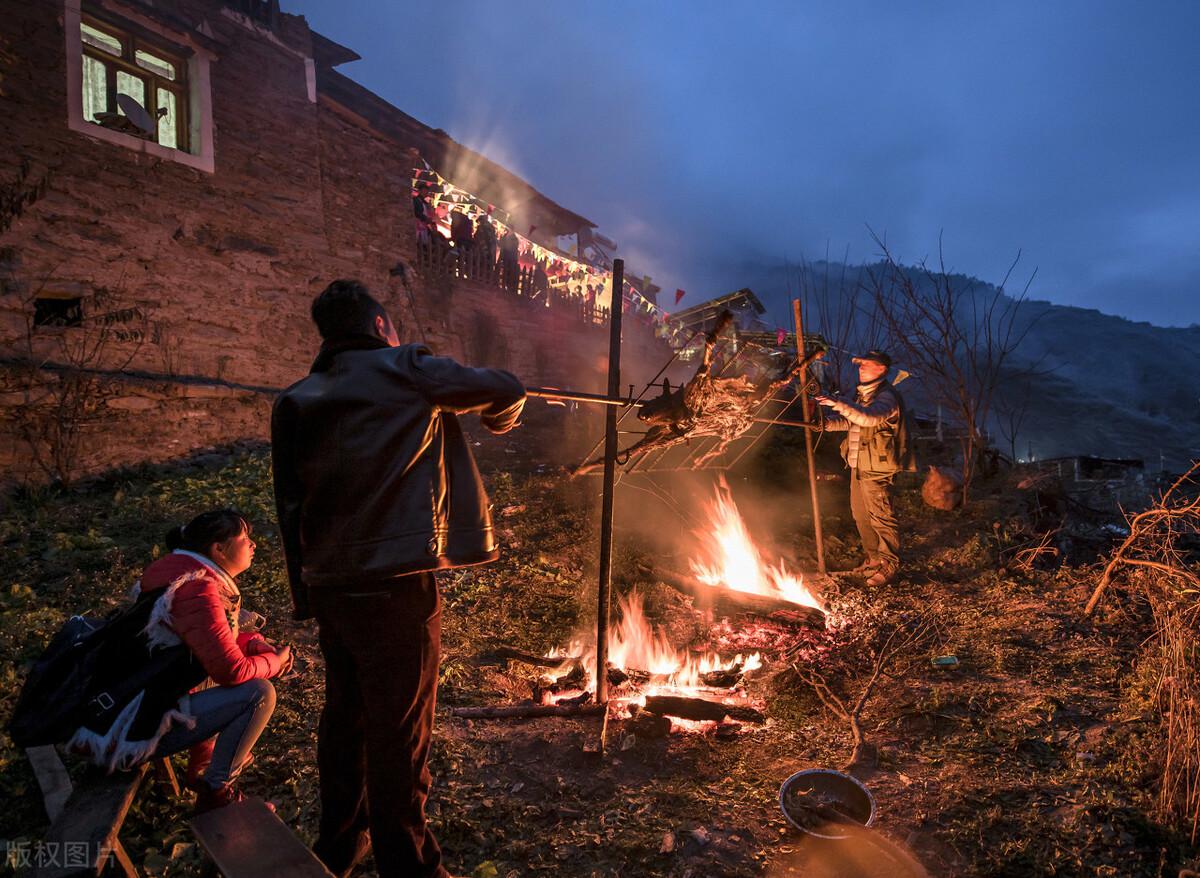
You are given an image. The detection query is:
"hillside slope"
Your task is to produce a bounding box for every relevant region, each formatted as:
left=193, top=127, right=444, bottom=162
left=738, top=260, right=1200, bottom=469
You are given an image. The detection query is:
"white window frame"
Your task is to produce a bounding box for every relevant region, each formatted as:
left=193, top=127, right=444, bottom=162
left=64, top=0, right=216, bottom=173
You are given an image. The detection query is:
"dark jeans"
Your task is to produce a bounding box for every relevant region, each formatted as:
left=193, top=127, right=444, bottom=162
left=310, top=574, right=446, bottom=878
left=156, top=678, right=276, bottom=787
left=849, top=469, right=900, bottom=567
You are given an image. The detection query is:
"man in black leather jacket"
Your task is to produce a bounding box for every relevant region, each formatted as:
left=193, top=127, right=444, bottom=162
left=272, top=279, right=524, bottom=878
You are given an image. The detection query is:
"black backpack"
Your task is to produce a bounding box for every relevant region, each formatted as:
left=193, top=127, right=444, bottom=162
left=8, top=589, right=201, bottom=749
left=893, top=384, right=920, bottom=473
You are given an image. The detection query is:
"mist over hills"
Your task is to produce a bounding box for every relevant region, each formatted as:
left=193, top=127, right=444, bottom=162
left=737, top=261, right=1200, bottom=471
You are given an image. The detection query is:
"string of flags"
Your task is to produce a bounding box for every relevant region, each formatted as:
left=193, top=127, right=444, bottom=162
left=413, top=161, right=687, bottom=328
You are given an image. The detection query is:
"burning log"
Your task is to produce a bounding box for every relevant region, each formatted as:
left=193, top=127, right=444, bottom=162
left=477, top=647, right=578, bottom=669
left=556, top=690, right=594, bottom=708
left=657, top=568, right=825, bottom=626
left=450, top=703, right=608, bottom=720
left=699, top=664, right=745, bottom=689
left=532, top=663, right=588, bottom=703
left=643, top=695, right=766, bottom=725
left=533, top=663, right=654, bottom=704
left=614, top=665, right=743, bottom=690
left=605, top=665, right=652, bottom=688
left=628, top=711, right=673, bottom=739
left=535, top=663, right=643, bottom=700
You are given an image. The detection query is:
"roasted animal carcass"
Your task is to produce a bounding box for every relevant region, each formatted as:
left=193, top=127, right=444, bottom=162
left=572, top=312, right=823, bottom=475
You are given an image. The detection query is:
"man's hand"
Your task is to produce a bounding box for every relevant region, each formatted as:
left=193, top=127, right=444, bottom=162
left=814, top=395, right=838, bottom=408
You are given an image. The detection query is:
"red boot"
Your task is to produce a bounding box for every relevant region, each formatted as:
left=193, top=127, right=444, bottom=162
left=185, top=738, right=216, bottom=791
left=193, top=781, right=245, bottom=816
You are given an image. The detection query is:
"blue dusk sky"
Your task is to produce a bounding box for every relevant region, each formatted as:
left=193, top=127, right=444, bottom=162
left=286, top=0, right=1200, bottom=327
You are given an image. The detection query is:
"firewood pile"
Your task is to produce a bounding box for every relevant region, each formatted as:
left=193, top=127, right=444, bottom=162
left=461, top=565, right=829, bottom=735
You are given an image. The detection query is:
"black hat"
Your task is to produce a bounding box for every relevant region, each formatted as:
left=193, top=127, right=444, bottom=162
left=852, top=350, right=892, bottom=369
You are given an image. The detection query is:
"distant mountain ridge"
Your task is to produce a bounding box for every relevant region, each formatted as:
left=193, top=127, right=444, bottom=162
left=740, top=260, right=1200, bottom=470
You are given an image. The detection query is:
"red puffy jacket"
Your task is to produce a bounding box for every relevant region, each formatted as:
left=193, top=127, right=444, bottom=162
left=138, top=553, right=283, bottom=686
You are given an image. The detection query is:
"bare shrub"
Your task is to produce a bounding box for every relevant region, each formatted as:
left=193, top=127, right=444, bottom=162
left=1154, top=597, right=1200, bottom=842
left=792, top=257, right=887, bottom=396
left=1084, top=461, right=1200, bottom=839
left=863, top=233, right=1037, bottom=504
left=3, top=270, right=148, bottom=487
left=1084, top=462, right=1200, bottom=616
left=791, top=614, right=935, bottom=775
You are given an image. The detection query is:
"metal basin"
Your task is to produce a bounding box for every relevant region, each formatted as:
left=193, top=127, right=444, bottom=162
left=779, top=768, right=876, bottom=840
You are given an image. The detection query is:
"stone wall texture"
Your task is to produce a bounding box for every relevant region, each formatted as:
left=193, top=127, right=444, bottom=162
left=0, top=0, right=670, bottom=487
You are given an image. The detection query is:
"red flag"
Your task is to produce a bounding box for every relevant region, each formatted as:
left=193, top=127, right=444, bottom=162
left=674, top=289, right=686, bottom=305
left=776, top=328, right=786, bottom=346
left=527, top=225, right=537, bottom=237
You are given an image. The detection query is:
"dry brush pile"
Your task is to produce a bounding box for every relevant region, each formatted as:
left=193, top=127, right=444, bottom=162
left=1086, top=461, right=1200, bottom=841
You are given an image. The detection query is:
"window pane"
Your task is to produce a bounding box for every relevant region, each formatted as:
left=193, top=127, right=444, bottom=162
left=115, top=71, right=146, bottom=117
left=81, top=22, right=122, bottom=56
left=135, top=49, right=176, bottom=81
left=82, top=55, right=108, bottom=122
left=34, top=297, right=83, bottom=328
left=157, top=88, right=178, bottom=149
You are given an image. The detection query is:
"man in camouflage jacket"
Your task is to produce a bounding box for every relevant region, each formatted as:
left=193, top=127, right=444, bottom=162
left=815, top=350, right=914, bottom=587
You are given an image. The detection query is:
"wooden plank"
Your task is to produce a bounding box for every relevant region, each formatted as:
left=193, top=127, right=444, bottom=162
left=34, top=764, right=149, bottom=878
left=25, top=746, right=73, bottom=823
left=190, top=797, right=333, bottom=878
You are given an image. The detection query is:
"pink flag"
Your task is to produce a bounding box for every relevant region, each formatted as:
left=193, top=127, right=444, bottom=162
left=776, top=328, right=787, bottom=346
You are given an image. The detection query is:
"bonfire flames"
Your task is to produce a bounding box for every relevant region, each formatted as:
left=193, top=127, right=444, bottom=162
left=543, top=480, right=824, bottom=728
left=689, top=480, right=825, bottom=614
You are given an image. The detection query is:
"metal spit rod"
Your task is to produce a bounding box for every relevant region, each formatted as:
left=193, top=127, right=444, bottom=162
left=525, top=386, right=816, bottom=431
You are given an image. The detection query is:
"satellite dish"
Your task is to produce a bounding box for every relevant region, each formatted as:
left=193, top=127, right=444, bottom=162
left=116, top=93, right=156, bottom=135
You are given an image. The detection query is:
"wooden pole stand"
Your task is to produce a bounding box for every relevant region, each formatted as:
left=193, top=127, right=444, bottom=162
left=792, top=298, right=826, bottom=573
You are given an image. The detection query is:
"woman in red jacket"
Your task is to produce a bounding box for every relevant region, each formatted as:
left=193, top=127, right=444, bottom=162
left=69, top=509, right=292, bottom=812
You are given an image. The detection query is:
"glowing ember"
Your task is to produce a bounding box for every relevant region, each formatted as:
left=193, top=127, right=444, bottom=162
left=689, top=478, right=825, bottom=613
left=543, top=480, right=824, bottom=725
left=555, top=591, right=759, bottom=703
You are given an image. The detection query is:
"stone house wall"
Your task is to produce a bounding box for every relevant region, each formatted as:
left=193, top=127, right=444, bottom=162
left=0, top=0, right=668, bottom=487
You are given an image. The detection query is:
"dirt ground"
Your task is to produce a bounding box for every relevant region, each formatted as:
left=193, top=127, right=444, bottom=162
left=1, top=438, right=1196, bottom=877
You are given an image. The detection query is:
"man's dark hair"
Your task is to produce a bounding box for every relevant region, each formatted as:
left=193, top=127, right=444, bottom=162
left=311, top=279, right=389, bottom=340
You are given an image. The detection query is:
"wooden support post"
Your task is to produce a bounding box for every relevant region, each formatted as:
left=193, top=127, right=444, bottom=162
left=595, top=258, right=624, bottom=706
left=34, top=763, right=150, bottom=878
left=154, top=756, right=181, bottom=798
left=792, top=298, right=826, bottom=573
left=582, top=708, right=610, bottom=760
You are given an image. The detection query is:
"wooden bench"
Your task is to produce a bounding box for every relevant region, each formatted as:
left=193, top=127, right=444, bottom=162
left=189, top=797, right=333, bottom=877
left=26, top=745, right=180, bottom=878
left=26, top=746, right=329, bottom=877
